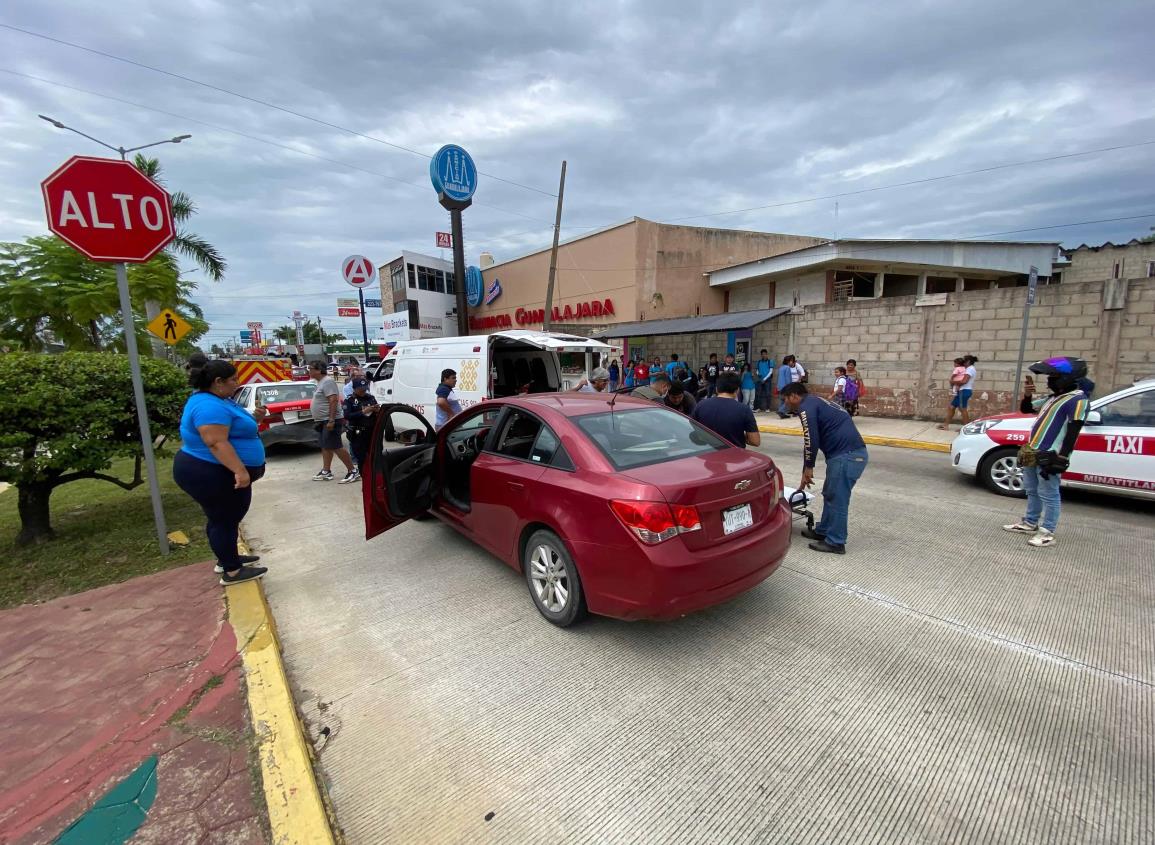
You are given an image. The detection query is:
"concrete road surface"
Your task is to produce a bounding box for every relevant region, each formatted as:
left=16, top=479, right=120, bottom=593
left=242, top=437, right=1154, bottom=844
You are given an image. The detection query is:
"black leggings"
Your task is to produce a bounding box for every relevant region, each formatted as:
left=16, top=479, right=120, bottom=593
left=173, top=451, right=266, bottom=572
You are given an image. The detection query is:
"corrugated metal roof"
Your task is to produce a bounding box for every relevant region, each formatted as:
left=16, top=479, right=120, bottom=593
left=590, top=308, right=789, bottom=339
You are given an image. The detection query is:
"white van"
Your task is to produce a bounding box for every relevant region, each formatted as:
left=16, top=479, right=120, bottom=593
left=369, top=330, right=616, bottom=426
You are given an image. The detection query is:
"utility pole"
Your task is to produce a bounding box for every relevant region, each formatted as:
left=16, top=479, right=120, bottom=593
left=543, top=160, right=567, bottom=331
left=1011, top=266, right=1040, bottom=411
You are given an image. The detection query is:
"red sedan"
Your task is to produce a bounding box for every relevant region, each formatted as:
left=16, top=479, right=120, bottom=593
left=363, top=395, right=792, bottom=626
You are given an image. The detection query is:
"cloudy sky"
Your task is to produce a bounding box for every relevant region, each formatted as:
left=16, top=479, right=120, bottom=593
left=2, top=0, right=1153, bottom=347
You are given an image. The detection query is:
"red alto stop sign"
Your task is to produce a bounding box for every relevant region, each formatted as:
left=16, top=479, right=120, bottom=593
left=41, top=156, right=176, bottom=263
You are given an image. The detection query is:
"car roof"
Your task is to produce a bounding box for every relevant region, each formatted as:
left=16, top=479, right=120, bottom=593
left=501, top=393, right=662, bottom=418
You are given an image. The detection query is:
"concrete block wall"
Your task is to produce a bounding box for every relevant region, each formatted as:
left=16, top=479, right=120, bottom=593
left=1118, top=280, right=1155, bottom=385
left=1064, top=243, right=1155, bottom=285
left=773, top=279, right=1153, bottom=420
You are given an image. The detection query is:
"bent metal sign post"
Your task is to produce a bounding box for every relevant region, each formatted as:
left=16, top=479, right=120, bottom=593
left=469, top=298, right=615, bottom=331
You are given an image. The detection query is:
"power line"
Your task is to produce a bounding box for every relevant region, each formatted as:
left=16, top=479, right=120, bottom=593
left=656, top=144, right=1155, bottom=223
left=11, top=64, right=1152, bottom=255
left=1, top=68, right=557, bottom=227
left=0, top=23, right=558, bottom=198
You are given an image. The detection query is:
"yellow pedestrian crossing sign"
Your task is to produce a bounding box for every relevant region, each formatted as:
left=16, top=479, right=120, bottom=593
left=147, top=308, right=192, bottom=345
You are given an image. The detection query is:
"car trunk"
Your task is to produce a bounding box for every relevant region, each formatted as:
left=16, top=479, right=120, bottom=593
left=261, top=398, right=313, bottom=430
left=620, top=452, right=776, bottom=551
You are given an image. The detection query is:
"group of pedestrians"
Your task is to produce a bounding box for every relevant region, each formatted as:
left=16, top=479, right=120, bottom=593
left=308, top=361, right=380, bottom=483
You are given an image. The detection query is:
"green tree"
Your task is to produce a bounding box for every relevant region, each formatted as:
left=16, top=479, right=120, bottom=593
left=304, top=319, right=343, bottom=344
left=1140, top=227, right=1155, bottom=244
left=0, top=238, right=208, bottom=353
left=0, top=352, right=187, bottom=545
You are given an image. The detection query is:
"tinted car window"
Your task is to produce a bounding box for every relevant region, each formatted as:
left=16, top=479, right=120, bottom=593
left=494, top=411, right=543, bottom=461
left=576, top=407, right=729, bottom=470
left=257, top=383, right=315, bottom=403
left=530, top=426, right=574, bottom=470
left=1097, top=391, right=1155, bottom=427
left=455, top=408, right=502, bottom=432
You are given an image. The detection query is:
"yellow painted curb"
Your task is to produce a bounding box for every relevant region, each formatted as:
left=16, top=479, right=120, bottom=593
left=227, top=574, right=336, bottom=845
left=757, top=425, right=951, bottom=453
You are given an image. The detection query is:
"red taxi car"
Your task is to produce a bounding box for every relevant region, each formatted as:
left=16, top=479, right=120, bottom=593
left=363, top=394, right=792, bottom=626
left=234, top=380, right=317, bottom=448
left=951, top=377, right=1155, bottom=499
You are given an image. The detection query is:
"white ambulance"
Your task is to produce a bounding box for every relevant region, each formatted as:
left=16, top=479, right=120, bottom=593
left=369, top=330, right=616, bottom=427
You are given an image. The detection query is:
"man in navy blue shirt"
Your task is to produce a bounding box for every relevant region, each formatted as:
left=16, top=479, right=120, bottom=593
left=780, top=382, right=868, bottom=554
left=692, top=372, right=761, bottom=448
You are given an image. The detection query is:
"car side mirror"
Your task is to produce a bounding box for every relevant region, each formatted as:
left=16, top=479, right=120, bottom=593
left=1085, top=410, right=1101, bottom=425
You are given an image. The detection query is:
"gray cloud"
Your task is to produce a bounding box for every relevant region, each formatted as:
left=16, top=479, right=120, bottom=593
left=1, top=0, right=1152, bottom=346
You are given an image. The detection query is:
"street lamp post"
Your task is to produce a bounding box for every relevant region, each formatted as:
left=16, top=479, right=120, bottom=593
left=40, top=115, right=192, bottom=557
left=39, top=115, right=191, bottom=162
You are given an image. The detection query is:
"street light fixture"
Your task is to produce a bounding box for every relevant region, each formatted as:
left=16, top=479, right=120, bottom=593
left=39, top=114, right=192, bottom=161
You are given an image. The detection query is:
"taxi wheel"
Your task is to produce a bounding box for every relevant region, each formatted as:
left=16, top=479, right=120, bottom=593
left=524, top=530, right=587, bottom=628
left=979, top=447, right=1027, bottom=498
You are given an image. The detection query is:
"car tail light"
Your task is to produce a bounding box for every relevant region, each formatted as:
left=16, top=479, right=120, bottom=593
left=610, top=500, right=701, bottom=545
left=258, top=413, right=284, bottom=432
left=767, top=466, right=782, bottom=501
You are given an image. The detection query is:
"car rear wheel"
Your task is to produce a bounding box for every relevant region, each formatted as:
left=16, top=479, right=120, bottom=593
left=524, top=530, right=587, bottom=628
left=979, top=446, right=1027, bottom=497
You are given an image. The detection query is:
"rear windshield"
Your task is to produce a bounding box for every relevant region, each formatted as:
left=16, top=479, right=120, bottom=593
left=257, top=383, right=315, bottom=403
left=575, top=407, right=729, bottom=469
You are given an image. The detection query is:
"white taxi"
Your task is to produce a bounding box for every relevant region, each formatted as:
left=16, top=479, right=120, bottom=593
left=951, top=377, right=1155, bottom=500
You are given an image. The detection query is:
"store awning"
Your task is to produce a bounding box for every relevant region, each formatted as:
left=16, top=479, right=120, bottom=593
left=590, top=308, right=789, bottom=339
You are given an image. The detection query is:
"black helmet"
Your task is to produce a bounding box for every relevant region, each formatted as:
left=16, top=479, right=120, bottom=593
left=1028, top=356, right=1088, bottom=394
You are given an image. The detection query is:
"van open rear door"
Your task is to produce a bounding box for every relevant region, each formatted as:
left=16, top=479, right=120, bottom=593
left=488, top=330, right=617, bottom=391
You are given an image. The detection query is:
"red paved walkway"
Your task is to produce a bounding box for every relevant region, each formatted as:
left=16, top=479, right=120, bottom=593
left=0, top=564, right=267, bottom=845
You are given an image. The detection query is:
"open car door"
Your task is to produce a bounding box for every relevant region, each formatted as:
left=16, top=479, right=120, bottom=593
left=363, top=404, right=438, bottom=540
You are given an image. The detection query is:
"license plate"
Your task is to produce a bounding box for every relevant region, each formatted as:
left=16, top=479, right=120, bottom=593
left=722, top=503, right=753, bottom=535
left=280, top=410, right=298, bottom=422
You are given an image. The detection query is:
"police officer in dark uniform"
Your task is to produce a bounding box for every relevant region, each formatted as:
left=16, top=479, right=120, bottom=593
left=342, top=377, right=379, bottom=477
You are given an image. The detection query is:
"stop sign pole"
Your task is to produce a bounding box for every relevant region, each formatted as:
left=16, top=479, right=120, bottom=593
left=41, top=138, right=187, bottom=557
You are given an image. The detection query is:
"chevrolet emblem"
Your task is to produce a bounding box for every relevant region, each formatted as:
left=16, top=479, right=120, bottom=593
left=734, top=479, right=752, bottom=491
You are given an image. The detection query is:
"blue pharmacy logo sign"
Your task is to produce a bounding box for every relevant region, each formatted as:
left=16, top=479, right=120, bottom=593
left=430, top=145, right=477, bottom=203
left=466, top=266, right=484, bottom=307
left=485, top=278, right=503, bottom=305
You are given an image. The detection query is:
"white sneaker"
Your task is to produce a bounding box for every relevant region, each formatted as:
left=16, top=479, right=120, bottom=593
left=338, top=470, right=360, bottom=484
left=1002, top=522, right=1038, bottom=534
left=312, top=469, right=333, bottom=481
left=1027, top=529, right=1055, bottom=547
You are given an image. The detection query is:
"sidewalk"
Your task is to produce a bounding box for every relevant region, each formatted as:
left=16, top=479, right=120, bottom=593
left=756, top=410, right=956, bottom=452
left=0, top=564, right=268, bottom=845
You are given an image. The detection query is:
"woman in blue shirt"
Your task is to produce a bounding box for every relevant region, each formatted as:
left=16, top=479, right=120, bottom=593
left=173, top=357, right=268, bottom=585
left=740, top=364, right=757, bottom=409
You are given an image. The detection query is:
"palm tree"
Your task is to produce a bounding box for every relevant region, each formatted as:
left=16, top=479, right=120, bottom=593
left=134, top=154, right=227, bottom=281
left=134, top=154, right=226, bottom=356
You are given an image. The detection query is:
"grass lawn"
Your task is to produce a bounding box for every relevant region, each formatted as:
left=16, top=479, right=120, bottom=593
left=0, top=453, right=215, bottom=609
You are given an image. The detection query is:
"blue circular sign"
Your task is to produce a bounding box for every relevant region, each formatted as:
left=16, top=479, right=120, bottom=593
left=430, top=144, right=477, bottom=203
left=465, top=265, right=484, bottom=307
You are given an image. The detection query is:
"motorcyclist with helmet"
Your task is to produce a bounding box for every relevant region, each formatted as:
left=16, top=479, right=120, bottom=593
left=1002, top=356, right=1091, bottom=548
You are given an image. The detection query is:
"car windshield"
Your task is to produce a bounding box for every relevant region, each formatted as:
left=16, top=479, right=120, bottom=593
left=575, top=407, right=729, bottom=470
left=257, top=384, right=315, bottom=403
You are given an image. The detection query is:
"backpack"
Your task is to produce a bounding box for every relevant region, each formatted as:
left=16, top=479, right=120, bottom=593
left=843, top=377, right=860, bottom=402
